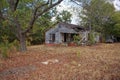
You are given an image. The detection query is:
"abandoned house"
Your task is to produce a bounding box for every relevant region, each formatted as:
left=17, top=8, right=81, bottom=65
left=45, top=22, right=100, bottom=45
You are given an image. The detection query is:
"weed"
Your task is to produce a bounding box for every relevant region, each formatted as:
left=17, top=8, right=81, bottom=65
left=76, top=51, right=81, bottom=58
left=88, top=31, right=96, bottom=45
left=12, top=39, right=20, bottom=51
left=0, top=36, right=9, bottom=58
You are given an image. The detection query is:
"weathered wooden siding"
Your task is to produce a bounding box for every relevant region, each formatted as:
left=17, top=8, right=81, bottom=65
left=45, top=23, right=100, bottom=44
left=45, top=28, right=56, bottom=44
left=55, top=32, right=62, bottom=43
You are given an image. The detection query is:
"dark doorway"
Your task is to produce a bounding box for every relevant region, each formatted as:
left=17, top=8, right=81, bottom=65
left=62, top=33, right=78, bottom=42
left=116, top=37, right=120, bottom=42
left=52, top=34, right=55, bottom=42
left=71, top=34, right=75, bottom=41
left=64, top=33, right=67, bottom=42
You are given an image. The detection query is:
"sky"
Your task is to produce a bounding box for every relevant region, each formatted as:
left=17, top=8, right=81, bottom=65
left=56, top=0, right=81, bottom=24
left=56, top=0, right=120, bottom=24
left=113, top=0, right=120, bottom=10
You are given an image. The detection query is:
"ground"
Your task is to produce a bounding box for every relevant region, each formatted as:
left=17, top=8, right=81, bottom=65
left=0, top=43, right=120, bottom=80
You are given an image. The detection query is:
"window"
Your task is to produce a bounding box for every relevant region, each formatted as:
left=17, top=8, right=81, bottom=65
left=50, top=34, right=55, bottom=43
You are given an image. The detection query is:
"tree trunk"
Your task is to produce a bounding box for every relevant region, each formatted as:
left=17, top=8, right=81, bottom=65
left=19, top=33, right=27, bottom=52
left=16, top=21, right=27, bottom=52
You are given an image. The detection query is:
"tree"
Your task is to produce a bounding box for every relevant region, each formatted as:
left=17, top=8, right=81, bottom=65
left=56, top=10, right=72, bottom=23
left=30, top=11, right=53, bottom=45
left=79, top=0, right=115, bottom=32
left=71, top=0, right=117, bottom=43
left=0, top=0, right=63, bottom=52
left=111, top=11, right=120, bottom=37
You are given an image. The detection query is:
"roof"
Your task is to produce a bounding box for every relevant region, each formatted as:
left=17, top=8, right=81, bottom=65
left=58, top=22, right=85, bottom=32
left=46, top=22, right=86, bottom=34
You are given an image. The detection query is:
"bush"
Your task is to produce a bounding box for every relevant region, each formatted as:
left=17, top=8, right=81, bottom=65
left=12, top=39, right=20, bottom=51
left=76, top=51, right=81, bottom=58
left=0, top=36, right=19, bottom=59
left=0, top=35, right=10, bottom=58
left=88, top=32, right=96, bottom=45
left=0, top=46, right=8, bottom=58
left=73, top=35, right=81, bottom=46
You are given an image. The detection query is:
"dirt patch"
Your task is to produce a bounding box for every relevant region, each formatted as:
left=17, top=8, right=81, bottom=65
left=0, top=65, right=36, bottom=77
left=0, top=43, right=120, bottom=80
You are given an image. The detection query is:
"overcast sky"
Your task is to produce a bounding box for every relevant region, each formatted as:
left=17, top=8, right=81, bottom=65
left=56, top=0, right=120, bottom=24
left=113, top=0, right=120, bottom=10
left=56, top=0, right=81, bottom=24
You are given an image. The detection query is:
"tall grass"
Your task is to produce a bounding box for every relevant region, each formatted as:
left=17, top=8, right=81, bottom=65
left=0, top=36, right=20, bottom=59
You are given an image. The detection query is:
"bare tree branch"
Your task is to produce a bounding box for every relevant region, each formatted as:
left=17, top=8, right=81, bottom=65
left=49, top=0, right=52, bottom=5
left=71, top=0, right=82, bottom=6
left=33, top=1, right=49, bottom=17
left=23, top=0, right=63, bottom=34
left=7, top=0, right=19, bottom=12
left=71, top=0, right=90, bottom=7
left=36, top=0, right=63, bottom=18
left=14, top=0, right=19, bottom=11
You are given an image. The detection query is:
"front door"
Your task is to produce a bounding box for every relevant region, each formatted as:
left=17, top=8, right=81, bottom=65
left=64, top=33, right=67, bottom=42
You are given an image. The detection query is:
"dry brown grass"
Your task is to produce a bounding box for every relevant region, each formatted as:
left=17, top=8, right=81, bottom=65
left=0, top=43, right=120, bottom=80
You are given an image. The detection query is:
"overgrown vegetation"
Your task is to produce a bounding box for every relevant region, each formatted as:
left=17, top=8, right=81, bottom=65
left=79, top=0, right=120, bottom=42
left=73, top=35, right=82, bottom=45
left=0, top=36, right=11, bottom=58
left=0, top=0, right=73, bottom=51
left=0, top=0, right=120, bottom=53
left=0, top=36, right=20, bottom=59
left=0, top=43, right=120, bottom=80
left=0, top=0, right=63, bottom=52
left=88, top=31, right=96, bottom=45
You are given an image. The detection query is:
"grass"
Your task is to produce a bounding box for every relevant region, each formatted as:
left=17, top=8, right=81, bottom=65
left=0, top=43, right=120, bottom=80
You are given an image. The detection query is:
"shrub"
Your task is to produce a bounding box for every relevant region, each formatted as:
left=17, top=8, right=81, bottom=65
left=12, top=39, right=20, bottom=51
left=0, top=36, right=19, bottom=59
left=0, top=35, right=10, bottom=58
left=73, top=35, right=81, bottom=46
left=88, top=31, right=96, bottom=45
left=76, top=51, right=81, bottom=58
